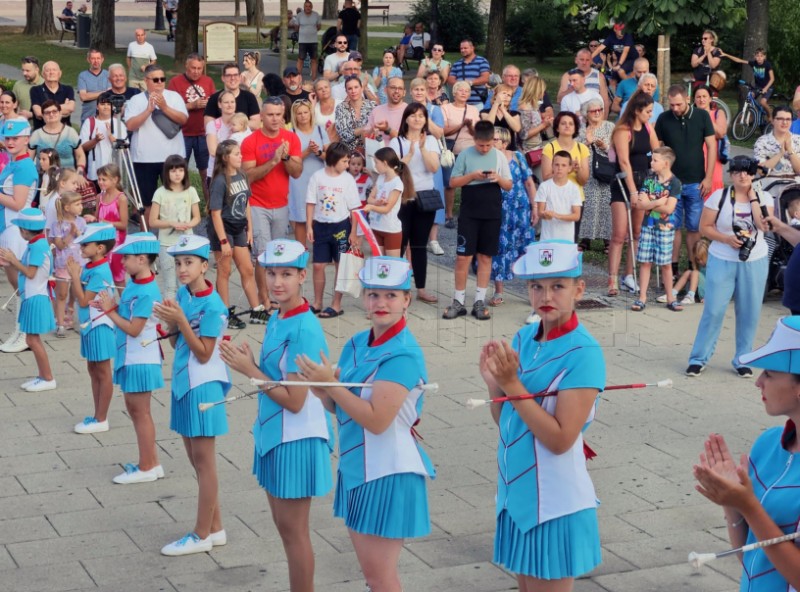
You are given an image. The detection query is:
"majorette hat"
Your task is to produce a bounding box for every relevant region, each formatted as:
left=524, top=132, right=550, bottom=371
left=358, top=256, right=412, bottom=290
left=512, top=240, right=582, bottom=280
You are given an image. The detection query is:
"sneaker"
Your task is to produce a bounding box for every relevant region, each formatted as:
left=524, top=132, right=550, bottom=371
left=74, top=416, right=110, bottom=434
left=621, top=274, right=639, bottom=294
left=0, top=329, right=29, bottom=353
left=227, top=308, right=247, bottom=330
left=161, top=532, right=213, bottom=557
left=680, top=294, right=695, bottom=305
left=656, top=292, right=677, bottom=304
left=442, top=299, right=467, bottom=319
left=56, top=325, right=67, bottom=338
left=23, top=377, right=57, bottom=392
left=685, top=364, right=705, bottom=377
left=249, top=305, right=269, bottom=325
left=209, top=529, right=227, bottom=547
left=735, top=366, right=754, bottom=378
left=471, top=300, right=491, bottom=321
left=526, top=312, right=541, bottom=325
left=444, top=217, right=456, bottom=229
left=427, top=240, right=444, bottom=256
left=112, top=463, right=164, bottom=484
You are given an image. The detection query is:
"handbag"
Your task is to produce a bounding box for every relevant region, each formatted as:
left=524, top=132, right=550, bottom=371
left=415, top=189, right=443, bottom=212
left=77, top=181, right=98, bottom=212
left=439, top=136, right=455, bottom=168
left=334, top=248, right=364, bottom=298
left=591, top=144, right=616, bottom=184
left=525, top=148, right=543, bottom=169
left=146, top=93, right=182, bottom=140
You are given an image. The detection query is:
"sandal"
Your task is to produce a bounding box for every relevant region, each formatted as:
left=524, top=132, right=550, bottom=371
left=318, top=307, right=344, bottom=319
left=487, top=293, right=505, bottom=307
left=603, top=240, right=609, bottom=255
left=309, top=305, right=321, bottom=314
left=578, top=239, right=591, bottom=253
left=666, top=301, right=684, bottom=312
left=631, top=300, right=646, bottom=312
left=607, top=277, right=619, bottom=297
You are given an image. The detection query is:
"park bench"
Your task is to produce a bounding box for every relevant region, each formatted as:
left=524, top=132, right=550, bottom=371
left=370, top=5, right=390, bottom=26
left=57, top=15, right=76, bottom=44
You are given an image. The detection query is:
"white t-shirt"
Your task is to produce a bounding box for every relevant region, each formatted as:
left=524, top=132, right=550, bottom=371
left=229, top=129, right=252, bottom=146
left=124, top=90, right=188, bottom=162
left=560, top=89, right=602, bottom=116
left=369, top=174, right=403, bottom=233
left=705, top=188, right=773, bottom=262
left=410, top=32, right=430, bottom=49
left=315, top=100, right=341, bottom=132
left=535, top=178, right=583, bottom=241
left=205, top=118, right=232, bottom=177
left=324, top=53, right=349, bottom=77
left=389, top=136, right=441, bottom=192
left=126, top=41, right=157, bottom=82
left=79, top=116, right=128, bottom=181
left=306, top=168, right=361, bottom=223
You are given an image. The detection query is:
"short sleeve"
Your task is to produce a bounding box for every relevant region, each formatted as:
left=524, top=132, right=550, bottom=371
left=189, top=187, right=201, bottom=205
left=79, top=117, right=92, bottom=143
left=240, top=133, right=256, bottom=163
left=49, top=220, right=66, bottom=239
left=151, top=186, right=165, bottom=206
left=451, top=151, right=467, bottom=178
left=534, top=183, right=549, bottom=203
left=284, top=316, right=328, bottom=373
left=375, top=353, right=422, bottom=391
left=27, top=241, right=47, bottom=267
left=479, top=58, right=490, bottom=75
left=287, top=131, right=302, bottom=157
left=198, top=302, right=225, bottom=338
left=306, top=171, right=319, bottom=205
left=704, top=189, right=723, bottom=211
left=559, top=343, right=606, bottom=392
left=425, top=135, right=441, bottom=154
left=577, top=142, right=590, bottom=160
left=208, top=176, right=226, bottom=212
left=343, top=175, right=362, bottom=210
left=131, top=292, right=154, bottom=318
left=570, top=186, right=583, bottom=206
left=85, top=268, right=108, bottom=294
left=542, top=142, right=556, bottom=160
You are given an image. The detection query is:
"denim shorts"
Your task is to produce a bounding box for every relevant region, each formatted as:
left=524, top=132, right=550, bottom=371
left=312, top=218, right=350, bottom=263
left=183, top=136, right=210, bottom=171
left=673, top=183, right=703, bottom=232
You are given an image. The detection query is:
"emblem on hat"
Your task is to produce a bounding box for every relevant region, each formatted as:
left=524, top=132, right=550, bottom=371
left=179, top=236, right=191, bottom=247
left=274, top=243, right=285, bottom=256
left=377, top=263, right=390, bottom=278
left=539, top=249, right=553, bottom=267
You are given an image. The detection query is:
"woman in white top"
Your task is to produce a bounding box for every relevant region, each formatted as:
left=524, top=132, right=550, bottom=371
left=289, top=99, right=328, bottom=246
left=441, top=81, right=479, bottom=227
left=240, top=51, right=265, bottom=105
left=205, top=90, right=236, bottom=181
left=311, top=78, right=340, bottom=142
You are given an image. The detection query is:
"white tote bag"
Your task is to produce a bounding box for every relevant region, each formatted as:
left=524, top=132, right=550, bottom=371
left=335, top=249, right=365, bottom=298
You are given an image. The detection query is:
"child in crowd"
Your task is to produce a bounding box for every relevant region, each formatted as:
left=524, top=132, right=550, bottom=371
left=722, top=48, right=775, bottom=122
left=97, top=233, right=165, bottom=485
left=349, top=151, right=373, bottom=206
left=631, top=147, right=682, bottom=312
left=658, top=239, right=708, bottom=305
left=154, top=235, right=230, bottom=556
left=0, top=209, right=57, bottom=391
left=149, top=155, right=201, bottom=301
left=207, top=140, right=265, bottom=328
left=228, top=113, right=252, bottom=146
left=788, top=193, right=800, bottom=227
left=306, top=142, right=361, bottom=319
left=535, top=150, right=582, bottom=241
left=95, top=163, right=129, bottom=289
left=43, top=167, right=79, bottom=231
left=49, top=190, right=86, bottom=336
left=79, top=93, right=127, bottom=191
left=480, top=240, right=604, bottom=591
left=36, top=148, right=59, bottom=210
left=67, top=223, right=118, bottom=434
left=363, top=147, right=414, bottom=257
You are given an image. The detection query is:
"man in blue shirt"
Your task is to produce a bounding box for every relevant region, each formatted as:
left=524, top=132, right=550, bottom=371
left=447, top=39, right=490, bottom=106
left=77, top=49, right=110, bottom=125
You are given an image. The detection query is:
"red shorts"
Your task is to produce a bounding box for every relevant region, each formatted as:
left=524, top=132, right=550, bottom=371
left=372, top=229, right=402, bottom=252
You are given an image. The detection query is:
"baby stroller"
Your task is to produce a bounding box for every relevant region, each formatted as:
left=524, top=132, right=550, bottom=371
left=765, top=183, right=799, bottom=292
left=320, top=26, right=338, bottom=56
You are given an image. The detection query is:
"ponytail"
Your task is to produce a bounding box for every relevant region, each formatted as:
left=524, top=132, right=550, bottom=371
left=396, top=161, right=416, bottom=204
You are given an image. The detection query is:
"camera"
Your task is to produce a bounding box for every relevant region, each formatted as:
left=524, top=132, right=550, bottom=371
left=728, top=155, right=759, bottom=176
left=732, top=218, right=757, bottom=262
left=99, top=91, right=127, bottom=116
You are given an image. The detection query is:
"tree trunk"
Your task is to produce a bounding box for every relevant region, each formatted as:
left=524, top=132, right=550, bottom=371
left=279, top=0, right=288, bottom=75
left=24, top=0, right=58, bottom=36
left=90, top=0, right=115, bottom=52
left=235, top=0, right=241, bottom=18
left=323, top=0, right=337, bottom=20
left=359, top=0, right=368, bottom=57
left=741, top=0, right=769, bottom=84
left=430, top=0, right=439, bottom=46
left=656, top=34, right=671, bottom=108
left=245, top=0, right=264, bottom=27
left=485, top=0, right=507, bottom=72
left=175, top=0, right=199, bottom=65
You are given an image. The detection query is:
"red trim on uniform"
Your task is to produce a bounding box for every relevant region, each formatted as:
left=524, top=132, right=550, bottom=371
left=27, top=233, right=46, bottom=244
left=192, top=279, right=214, bottom=298
left=369, top=317, right=406, bottom=347
left=86, top=256, right=109, bottom=269
left=282, top=298, right=310, bottom=319
left=14, top=153, right=32, bottom=162
left=132, top=273, right=156, bottom=284
left=781, top=419, right=797, bottom=451
left=535, top=312, right=579, bottom=341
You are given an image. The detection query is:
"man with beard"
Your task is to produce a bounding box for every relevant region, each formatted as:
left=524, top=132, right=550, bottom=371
left=11, top=57, right=44, bottom=123
left=204, top=63, right=260, bottom=130
left=280, top=66, right=311, bottom=104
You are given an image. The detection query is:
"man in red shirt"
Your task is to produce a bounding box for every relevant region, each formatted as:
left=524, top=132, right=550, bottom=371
left=241, top=98, right=303, bottom=307
left=167, top=53, right=216, bottom=201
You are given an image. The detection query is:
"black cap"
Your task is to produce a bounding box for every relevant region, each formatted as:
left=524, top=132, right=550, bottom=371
left=283, top=66, right=299, bottom=77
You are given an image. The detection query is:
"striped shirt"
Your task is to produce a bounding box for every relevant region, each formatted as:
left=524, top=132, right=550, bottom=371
left=451, top=55, right=490, bottom=105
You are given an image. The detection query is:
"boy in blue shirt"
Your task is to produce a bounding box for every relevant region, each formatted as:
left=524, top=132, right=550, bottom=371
left=723, top=48, right=774, bottom=122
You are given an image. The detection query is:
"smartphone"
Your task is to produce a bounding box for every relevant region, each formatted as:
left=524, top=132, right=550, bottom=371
left=482, top=170, right=492, bottom=175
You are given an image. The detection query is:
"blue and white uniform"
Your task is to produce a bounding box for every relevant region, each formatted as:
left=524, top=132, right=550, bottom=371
left=78, top=257, right=116, bottom=362
left=254, top=299, right=333, bottom=498
left=169, top=280, right=230, bottom=438
left=333, top=317, right=436, bottom=539
left=17, top=233, right=55, bottom=335
left=0, top=154, right=37, bottom=257
left=494, top=313, right=605, bottom=579
left=113, top=274, right=164, bottom=394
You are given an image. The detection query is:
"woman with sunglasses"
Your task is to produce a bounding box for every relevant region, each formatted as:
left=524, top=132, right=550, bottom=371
left=373, top=50, right=403, bottom=105
left=240, top=51, right=264, bottom=105
left=691, top=30, right=723, bottom=91
left=334, top=76, right=376, bottom=153
left=417, top=44, right=450, bottom=84
left=289, top=99, right=328, bottom=246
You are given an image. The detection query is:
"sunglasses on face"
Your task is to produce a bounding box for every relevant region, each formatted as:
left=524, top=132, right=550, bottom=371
left=148, top=77, right=166, bottom=83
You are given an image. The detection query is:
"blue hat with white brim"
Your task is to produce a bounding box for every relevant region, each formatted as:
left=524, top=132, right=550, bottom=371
left=2, top=120, right=31, bottom=138
left=75, top=223, right=117, bottom=244
left=512, top=240, right=582, bottom=280
left=112, top=232, right=160, bottom=255
left=258, top=239, right=309, bottom=268
left=11, top=207, right=46, bottom=231
left=166, top=235, right=210, bottom=260
left=358, top=256, right=412, bottom=290
left=738, top=316, right=800, bottom=374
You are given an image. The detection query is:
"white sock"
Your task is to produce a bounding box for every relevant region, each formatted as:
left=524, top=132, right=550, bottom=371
left=671, top=289, right=678, bottom=296
left=474, top=287, right=487, bottom=303
left=686, top=290, right=695, bottom=299
left=454, top=290, right=466, bottom=305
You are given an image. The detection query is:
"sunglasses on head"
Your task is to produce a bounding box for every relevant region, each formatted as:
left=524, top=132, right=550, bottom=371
left=264, top=96, right=284, bottom=105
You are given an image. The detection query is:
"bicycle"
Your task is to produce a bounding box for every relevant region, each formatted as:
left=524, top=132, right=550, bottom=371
left=731, top=81, right=792, bottom=141
left=684, top=76, right=731, bottom=123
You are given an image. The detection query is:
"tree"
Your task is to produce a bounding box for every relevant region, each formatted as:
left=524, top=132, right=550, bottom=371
left=90, top=0, right=115, bottom=52
left=741, top=0, right=768, bottom=81
left=175, top=0, right=200, bottom=64
left=323, top=0, right=337, bottom=19
left=485, top=0, right=508, bottom=72
left=245, top=0, right=264, bottom=27
left=24, top=0, right=57, bottom=36
left=359, top=0, right=370, bottom=58
left=279, top=0, right=288, bottom=75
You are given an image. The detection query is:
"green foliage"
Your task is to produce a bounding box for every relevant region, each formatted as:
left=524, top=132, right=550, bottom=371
left=768, top=0, right=800, bottom=90
left=409, top=0, right=486, bottom=52
left=0, top=77, right=15, bottom=91
left=506, top=0, right=593, bottom=58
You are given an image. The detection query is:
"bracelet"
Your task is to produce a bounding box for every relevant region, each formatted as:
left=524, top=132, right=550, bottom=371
left=219, top=238, right=228, bottom=245
left=726, top=515, right=745, bottom=528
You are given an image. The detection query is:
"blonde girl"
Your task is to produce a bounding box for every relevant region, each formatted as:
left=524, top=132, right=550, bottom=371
left=363, top=147, right=414, bottom=257
left=36, top=148, right=60, bottom=210
left=50, top=190, right=86, bottom=335
left=43, top=167, right=79, bottom=231
left=96, top=163, right=129, bottom=288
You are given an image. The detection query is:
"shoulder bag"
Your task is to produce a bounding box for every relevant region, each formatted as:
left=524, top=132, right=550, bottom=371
left=398, top=138, right=442, bottom=212
left=591, top=144, right=615, bottom=184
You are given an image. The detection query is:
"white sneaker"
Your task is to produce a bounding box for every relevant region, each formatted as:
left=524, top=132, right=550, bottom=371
left=24, top=377, right=57, bottom=392
left=621, top=275, right=639, bottom=294
left=680, top=294, right=695, bottom=305
left=20, top=377, right=38, bottom=390
left=0, top=329, right=29, bottom=353
left=656, top=293, right=670, bottom=303
left=74, top=417, right=110, bottom=434
left=56, top=325, right=67, bottom=338
left=112, top=463, right=164, bottom=484
left=427, top=240, right=445, bottom=256
left=209, top=529, right=227, bottom=547
left=526, top=312, right=541, bottom=325
left=161, top=532, right=213, bottom=556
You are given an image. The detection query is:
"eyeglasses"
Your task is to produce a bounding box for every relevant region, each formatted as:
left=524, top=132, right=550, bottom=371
left=43, top=109, right=60, bottom=115
left=294, top=99, right=312, bottom=106
left=147, top=77, right=166, bottom=83
left=702, top=36, right=712, bottom=40
left=774, top=117, right=793, bottom=122
left=587, top=108, right=603, bottom=114
left=336, top=41, right=348, bottom=45
left=589, top=44, right=599, bottom=48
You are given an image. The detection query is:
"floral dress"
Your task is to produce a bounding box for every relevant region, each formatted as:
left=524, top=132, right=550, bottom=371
left=491, top=151, right=536, bottom=281
left=578, top=121, right=613, bottom=241
left=335, top=99, right=376, bottom=153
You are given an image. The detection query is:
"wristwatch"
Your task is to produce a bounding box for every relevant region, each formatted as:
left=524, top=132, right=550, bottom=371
left=219, top=238, right=228, bottom=245
left=281, top=155, right=290, bottom=162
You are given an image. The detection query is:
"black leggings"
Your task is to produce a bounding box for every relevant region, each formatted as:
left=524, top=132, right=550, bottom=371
left=399, top=199, right=436, bottom=289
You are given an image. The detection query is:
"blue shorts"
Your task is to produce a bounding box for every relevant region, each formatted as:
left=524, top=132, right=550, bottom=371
left=673, top=183, right=703, bottom=231
left=312, top=218, right=350, bottom=264
left=183, top=135, right=210, bottom=171
left=637, top=225, right=674, bottom=266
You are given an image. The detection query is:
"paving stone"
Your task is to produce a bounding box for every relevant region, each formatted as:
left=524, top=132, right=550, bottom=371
left=0, top=451, right=66, bottom=476
left=0, top=562, right=95, bottom=591
left=7, top=530, right=139, bottom=567
left=0, top=475, right=25, bottom=498
left=2, top=488, right=100, bottom=520
left=85, top=576, right=177, bottom=592
left=605, top=530, right=728, bottom=570
left=594, top=562, right=738, bottom=592
left=47, top=502, right=175, bottom=537
left=0, top=515, right=59, bottom=545
left=81, top=550, right=218, bottom=587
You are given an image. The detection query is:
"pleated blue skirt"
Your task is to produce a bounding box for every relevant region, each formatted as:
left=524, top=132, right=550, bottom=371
left=333, top=471, right=430, bottom=539
left=18, top=296, right=55, bottom=335
left=493, top=507, right=601, bottom=579
left=80, top=326, right=115, bottom=362
left=170, top=381, right=229, bottom=437
left=114, top=364, right=164, bottom=394
left=252, top=438, right=333, bottom=499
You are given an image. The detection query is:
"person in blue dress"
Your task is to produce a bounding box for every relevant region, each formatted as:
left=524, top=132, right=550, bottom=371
left=693, top=316, right=800, bottom=592
left=296, top=256, right=436, bottom=592
left=479, top=240, right=604, bottom=591
left=0, top=207, right=56, bottom=391
left=154, top=235, right=231, bottom=557
left=97, top=233, right=165, bottom=485
left=220, top=238, right=333, bottom=591
left=67, top=223, right=118, bottom=433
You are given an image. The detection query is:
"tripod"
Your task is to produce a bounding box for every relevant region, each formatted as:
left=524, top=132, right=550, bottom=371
left=110, top=109, right=148, bottom=232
